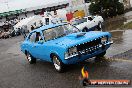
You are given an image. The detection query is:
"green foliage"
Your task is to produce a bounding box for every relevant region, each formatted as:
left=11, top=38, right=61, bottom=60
left=116, top=2, right=124, bottom=15
left=89, top=3, right=100, bottom=14
left=89, top=0, right=124, bottom=18
left=121, top=21, right=132, bottom=29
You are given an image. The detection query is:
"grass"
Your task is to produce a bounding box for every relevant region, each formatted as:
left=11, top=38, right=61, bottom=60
left=120, top=21, right=132, bottom=29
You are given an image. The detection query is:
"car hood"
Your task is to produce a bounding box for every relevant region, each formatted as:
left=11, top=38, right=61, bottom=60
left=46, top=31, right=111, bottom=48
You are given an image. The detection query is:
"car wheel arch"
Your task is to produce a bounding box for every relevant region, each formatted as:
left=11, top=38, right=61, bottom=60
left=50, top=53, right=62, bottom=62
left=25, top=50, right=28, bottom=55
left=50, top=53, right=65, bottom=72
left=50, top=53, right=57, bottom=60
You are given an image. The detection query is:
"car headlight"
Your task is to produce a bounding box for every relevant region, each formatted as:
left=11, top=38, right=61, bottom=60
left=65, top=47, right=78, bottom=59
left=65, top=52, right=69, bottom=60
left=101, top=37, right=107, bottom=43
left=69, top=47, right=77, bottom=55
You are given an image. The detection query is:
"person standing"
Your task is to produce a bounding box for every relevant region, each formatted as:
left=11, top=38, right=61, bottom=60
left=31, top=25, right=34, bottom=31
left=21, top=25, right=27, bottom=38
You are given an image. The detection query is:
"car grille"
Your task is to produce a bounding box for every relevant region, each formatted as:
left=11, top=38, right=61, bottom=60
left=77, top=38, right=101, bottom=54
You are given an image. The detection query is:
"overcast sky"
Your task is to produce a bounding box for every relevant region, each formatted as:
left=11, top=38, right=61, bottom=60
left=0, top=0, right=16, bottom=3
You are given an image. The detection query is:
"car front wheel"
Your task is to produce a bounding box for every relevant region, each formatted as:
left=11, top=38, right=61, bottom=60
left=26, top=52, right=36, bottom=64
left=52, top=55, right=64, bottom=72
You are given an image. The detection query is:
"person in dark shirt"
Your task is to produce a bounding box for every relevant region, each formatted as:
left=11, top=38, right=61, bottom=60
left=31, top=25, right=34, bottom=31
left=35, top=32, right=42, bottom=42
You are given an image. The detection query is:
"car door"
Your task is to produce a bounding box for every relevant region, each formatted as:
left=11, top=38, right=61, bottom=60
left=27, top=31, right=48, bottom=60
left=27, top=30, right=52, bottom=62
left=27, top=32, right=38, bottom=58
left=31, top=31, right=47, bottom=60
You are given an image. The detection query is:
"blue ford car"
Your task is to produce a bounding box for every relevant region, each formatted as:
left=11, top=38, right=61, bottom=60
left=20, top=23, right=113, bottom=72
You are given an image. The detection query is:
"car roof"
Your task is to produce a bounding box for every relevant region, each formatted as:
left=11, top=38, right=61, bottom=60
left=31, top=22, right=67, bottom=32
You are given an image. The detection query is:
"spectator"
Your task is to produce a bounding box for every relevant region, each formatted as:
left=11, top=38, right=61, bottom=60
left=39, top=20, right=43, bottom=26
left=31, top=25, right=34, bottom=31
left=35, top=32, right=42, bottom=42
left=21, top=27, right=26, bottom=38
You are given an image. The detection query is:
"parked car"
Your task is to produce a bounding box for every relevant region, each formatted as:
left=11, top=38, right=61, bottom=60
left=20, top=23, right=113, bottom=72
left=71, top=15, right=104, bottom=32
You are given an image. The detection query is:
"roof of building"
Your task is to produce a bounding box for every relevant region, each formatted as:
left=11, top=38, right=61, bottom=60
left=0, top=0, right=69, bottom=16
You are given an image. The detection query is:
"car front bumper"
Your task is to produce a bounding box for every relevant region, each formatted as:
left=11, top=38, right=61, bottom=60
left=62, top=41, right=113, bottom=64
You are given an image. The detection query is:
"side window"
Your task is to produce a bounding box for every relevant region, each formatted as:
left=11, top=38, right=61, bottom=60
left=43, top=26, right=65, bottom=42
left=29, top=32, right=36, bottom=42
left=54, top=26, right=64, bottom=37
left=44, top=28, right=56, bottom=41
left=63, top=25, right=69, bottom=31
left=35, top=32, right=43, bottom=42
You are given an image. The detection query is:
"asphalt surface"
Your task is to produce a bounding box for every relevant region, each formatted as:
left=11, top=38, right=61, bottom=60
left=0, top=11, right=132, bottom=88
left=0, top=30, right=132, bottom=88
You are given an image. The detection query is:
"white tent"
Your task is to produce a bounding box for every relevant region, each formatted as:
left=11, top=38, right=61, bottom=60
left=14, top=15, right=43, bottom=32
left=0, top=0, right=69, bottom=13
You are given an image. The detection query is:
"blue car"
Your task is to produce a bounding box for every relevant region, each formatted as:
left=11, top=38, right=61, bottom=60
left=20, top=23, right=113, bottom=72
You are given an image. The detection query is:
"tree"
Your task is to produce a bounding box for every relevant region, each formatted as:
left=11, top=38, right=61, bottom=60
left=89, top=0, right=124, bottom=19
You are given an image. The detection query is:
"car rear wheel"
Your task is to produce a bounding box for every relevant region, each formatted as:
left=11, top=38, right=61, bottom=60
left=52, top=55, right=64, bottom=72
left=26, top=52, right=36, bottom=64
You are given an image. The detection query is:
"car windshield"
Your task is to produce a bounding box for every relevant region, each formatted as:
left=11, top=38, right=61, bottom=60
left=43, top=24, right=79, bottom=41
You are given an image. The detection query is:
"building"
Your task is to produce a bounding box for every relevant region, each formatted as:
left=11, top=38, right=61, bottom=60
left=0, top=0, right=91, bottom=30
left=0, top=0, right=69, bottom=29
left=0, top=0, right=91, bottom=31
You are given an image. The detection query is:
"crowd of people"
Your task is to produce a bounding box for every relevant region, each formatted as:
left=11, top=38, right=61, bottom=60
left=0, top=12, right=65, bottom=39
left=0, top=18, right=26, bottom=39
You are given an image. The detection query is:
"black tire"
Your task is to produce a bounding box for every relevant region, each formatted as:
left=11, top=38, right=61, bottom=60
left=52, top=55, right=64, bottom=73
left=26, top=52, right=36, bottom=64
left=96, top=51, right=106, bottom=58
left=97, top=22, right=103, bottom=31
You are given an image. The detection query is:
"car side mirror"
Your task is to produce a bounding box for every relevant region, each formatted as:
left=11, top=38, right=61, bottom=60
left=38, top=41, right=43, bottom=44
